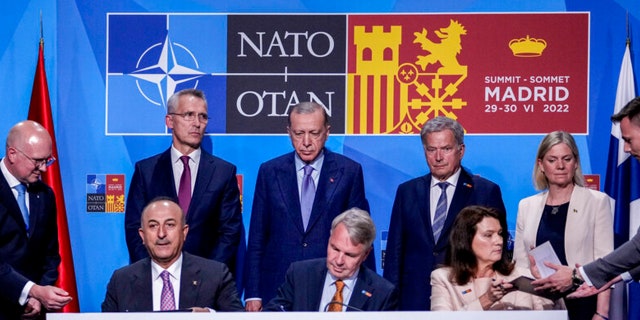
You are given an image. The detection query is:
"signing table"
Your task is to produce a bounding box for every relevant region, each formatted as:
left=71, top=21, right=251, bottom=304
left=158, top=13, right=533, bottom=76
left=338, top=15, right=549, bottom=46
left=49, top=311, right=567, bottom=320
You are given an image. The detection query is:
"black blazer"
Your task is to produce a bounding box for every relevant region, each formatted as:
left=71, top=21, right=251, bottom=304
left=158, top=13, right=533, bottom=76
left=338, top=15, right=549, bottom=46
left=0, top=174, right=59, bottom=319
left=101, top=252, right=244, bottom=312
left=265, top=258, right=398, bottom=311
left=124, top=148, right=242, bottom=270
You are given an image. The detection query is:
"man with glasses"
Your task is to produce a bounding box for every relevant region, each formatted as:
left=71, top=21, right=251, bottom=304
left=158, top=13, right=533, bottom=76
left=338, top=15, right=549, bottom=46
left=244, top=102, right=373, bottom=311
left=125, top=89, right=242, bottom=278
left=383, top=116, right=506, bottom=311
left=0, top=120, right=72, bottom=319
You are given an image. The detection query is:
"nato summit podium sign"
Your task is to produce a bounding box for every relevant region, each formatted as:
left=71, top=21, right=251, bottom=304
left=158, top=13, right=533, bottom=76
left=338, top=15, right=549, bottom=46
left=106, top=13, right=587, bottom=135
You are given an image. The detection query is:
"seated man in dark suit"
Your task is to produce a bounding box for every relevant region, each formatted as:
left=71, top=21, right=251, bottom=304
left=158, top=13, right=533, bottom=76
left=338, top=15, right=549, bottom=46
left=265, top=208, right=398, bottom=311
left=102, top=198, right=243, bottom=312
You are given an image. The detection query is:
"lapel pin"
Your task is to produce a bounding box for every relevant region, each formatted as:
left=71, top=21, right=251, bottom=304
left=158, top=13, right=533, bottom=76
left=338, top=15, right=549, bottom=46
left=463, top=183, right=472, bottom=188
left=330, top=177, right=335, bottom=183
left=462, top=288, right=472, bottom=295
left=193, top=280, right=198, bottom=286
left=361, top=290, right=372, bottom=297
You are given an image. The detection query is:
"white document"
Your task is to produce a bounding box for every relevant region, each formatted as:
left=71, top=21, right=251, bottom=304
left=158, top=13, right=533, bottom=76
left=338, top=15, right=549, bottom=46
left=528, top=241, right=562, bottom=278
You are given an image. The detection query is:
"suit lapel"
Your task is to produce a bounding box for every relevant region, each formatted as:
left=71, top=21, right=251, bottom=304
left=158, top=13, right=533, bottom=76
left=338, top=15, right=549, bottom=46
left=0, top=174, right=29, bottom=232
left=178, top=253, right=200, bottom=309
left=277, top=153, right=305, bottom=233
left=348, top=267, right=374, bottom=311
left=307, top=150, right=342, bottom=231
left=133, top=259, right=154, bottom=311
left=190, top=152, right=215, bottom=219
left=417, top=175, right=436, bottom=244
left=308, top=261, right=328, bottom=311
left=154, top=150, right=179, bottom=198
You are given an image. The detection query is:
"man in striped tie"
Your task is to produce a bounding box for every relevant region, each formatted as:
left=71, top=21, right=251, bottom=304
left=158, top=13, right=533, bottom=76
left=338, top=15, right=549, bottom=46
left=383, top=116, right=507, bottom=311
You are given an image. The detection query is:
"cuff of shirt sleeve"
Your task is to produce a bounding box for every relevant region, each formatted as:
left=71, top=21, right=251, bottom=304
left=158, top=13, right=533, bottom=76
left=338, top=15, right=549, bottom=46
left=245, top=297, right=262, bottom=302
left=621, top=271, right=633, bottom=283
left=578, top=266, right=594, bottom=287
left=20, top=281, right=35, bottom=306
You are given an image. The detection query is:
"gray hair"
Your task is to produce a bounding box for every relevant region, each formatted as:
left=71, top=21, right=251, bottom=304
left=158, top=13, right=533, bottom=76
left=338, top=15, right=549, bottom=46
left=532, top=130, right=585, bottom=190
left=287, top=102, right=329, bottom=127
left=331, top=208, right=376, bottom=249
left=166, top=88, right=207, bottom=114
left=420, top=116, right=465, bottom=146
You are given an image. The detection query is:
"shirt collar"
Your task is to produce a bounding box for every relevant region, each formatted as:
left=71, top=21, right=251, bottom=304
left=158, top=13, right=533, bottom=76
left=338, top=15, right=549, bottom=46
left=170, top=146, right=201, bottom=164
left=0, top=158, right=23, bottom=189
left=294, top=149, right=325, bottom=172
left=430, top=167, right=462, bottom=188
left=151, top=253, right=183, bottom=280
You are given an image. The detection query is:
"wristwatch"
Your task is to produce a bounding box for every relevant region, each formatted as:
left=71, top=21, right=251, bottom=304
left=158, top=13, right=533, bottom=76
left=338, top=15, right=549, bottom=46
left=571, top=268, right=584, bottom=290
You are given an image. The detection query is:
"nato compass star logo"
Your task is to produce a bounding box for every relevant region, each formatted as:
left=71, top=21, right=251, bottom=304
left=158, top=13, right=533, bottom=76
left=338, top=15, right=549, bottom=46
left=130, top=35, right=204, bottom=108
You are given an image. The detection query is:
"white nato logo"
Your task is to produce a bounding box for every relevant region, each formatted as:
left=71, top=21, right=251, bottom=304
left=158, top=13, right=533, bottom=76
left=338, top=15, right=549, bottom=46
left=130, top=35, right=204, bottom=108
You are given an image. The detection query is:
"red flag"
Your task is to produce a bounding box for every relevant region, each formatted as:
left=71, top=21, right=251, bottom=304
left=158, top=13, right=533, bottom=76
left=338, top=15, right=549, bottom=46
left=28, top=39, right=80, bottom=312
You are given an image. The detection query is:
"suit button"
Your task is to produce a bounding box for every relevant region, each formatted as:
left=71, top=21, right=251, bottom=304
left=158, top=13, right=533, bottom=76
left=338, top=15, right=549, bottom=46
left=303, top=242, right=308, bottom=247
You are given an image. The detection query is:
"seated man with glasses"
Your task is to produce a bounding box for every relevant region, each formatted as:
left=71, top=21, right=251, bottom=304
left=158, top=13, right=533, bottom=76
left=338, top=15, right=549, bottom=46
left=0, top=120, right=73, bottom=319
left=124, top=88, right=243, bottom=280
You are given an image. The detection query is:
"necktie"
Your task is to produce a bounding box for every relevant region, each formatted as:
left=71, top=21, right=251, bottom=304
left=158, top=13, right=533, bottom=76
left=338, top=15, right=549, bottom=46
left=177, top=156, right=191, bottom=215
left=300, top=165, right=315, bottom=230
left=160, top=270, right=176, bottom=310
left=432, top=182, right=449, bottom=241
left=14, top=184, right=29, bottom=232
left=328, top=279, right=344, bottom=312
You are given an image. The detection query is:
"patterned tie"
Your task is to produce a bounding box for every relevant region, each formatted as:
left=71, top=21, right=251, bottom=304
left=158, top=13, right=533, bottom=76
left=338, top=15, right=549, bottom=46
left=432, top=182, right=449, bottom=241
left=14, top=184, right=29, bottom=232
left=328, top=279, right=344, bottom=312
left=300, top=165, right=315, bottom=230
left=160, top=270, right=176, bottom=311
left=177, top=155, right=191, bottom=215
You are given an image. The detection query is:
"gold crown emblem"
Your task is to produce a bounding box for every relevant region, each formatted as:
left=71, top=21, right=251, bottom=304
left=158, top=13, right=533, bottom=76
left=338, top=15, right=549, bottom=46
left=509, top=35, right=547, bottom=57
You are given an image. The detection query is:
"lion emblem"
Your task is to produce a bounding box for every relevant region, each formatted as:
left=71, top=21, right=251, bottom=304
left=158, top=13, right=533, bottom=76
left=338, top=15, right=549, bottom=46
left=413, top=19, right=467, bottom=74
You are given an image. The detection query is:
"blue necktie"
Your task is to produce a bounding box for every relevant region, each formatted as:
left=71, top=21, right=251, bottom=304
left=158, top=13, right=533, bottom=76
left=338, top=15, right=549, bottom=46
left=15, top=184, right=29, bottom=232
left=432, top=182, right=449, bottom=241
left=300, top=165, right=315, bottom=230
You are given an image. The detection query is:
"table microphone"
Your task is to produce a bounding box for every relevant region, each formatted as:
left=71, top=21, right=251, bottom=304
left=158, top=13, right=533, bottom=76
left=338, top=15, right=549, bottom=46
left=323, top=301, right=364, bottom=312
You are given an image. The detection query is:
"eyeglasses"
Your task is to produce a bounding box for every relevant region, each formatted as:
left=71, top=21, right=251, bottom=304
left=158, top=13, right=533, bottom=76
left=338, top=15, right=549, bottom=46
left=13, top=147, right=56, bottom=168
left=169, top=112, right=209, bottom=122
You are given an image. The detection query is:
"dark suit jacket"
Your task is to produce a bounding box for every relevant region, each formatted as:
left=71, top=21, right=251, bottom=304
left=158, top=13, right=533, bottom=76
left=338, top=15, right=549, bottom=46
left=382, top=168, right=506, bottom=311
left=583, top=227, right=640, bottom=288
left=101, top=252, right=244, bottom=312
left=244, top=149, right=373, bottom=303
left=125, top=148, right=242, bottom=270
left=265, top=258, right=398, bottom=311
left=0, top=174, right=59, bottom=319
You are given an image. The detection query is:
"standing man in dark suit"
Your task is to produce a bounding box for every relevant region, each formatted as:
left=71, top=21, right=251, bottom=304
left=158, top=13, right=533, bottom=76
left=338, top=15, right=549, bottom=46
left=265, top=208, right=398, bottom=311
left=0, top=120, right=72, bottom=319
left=383, top=116, right=506, bottom=311
left=531, top=97, right=640, bottom=295
left=103, top=198, right=243, bottom=312
left=244, top=102, right=373, bottom=311
left=125, top=89, right=242, bottom=273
